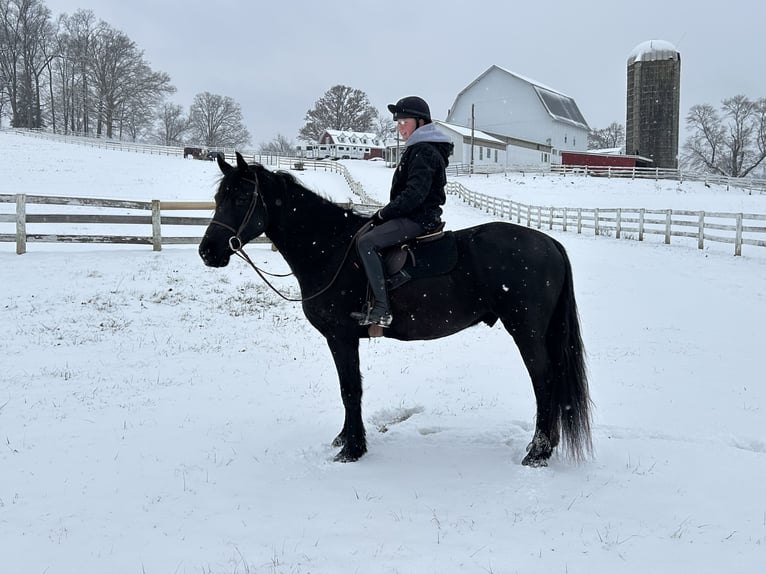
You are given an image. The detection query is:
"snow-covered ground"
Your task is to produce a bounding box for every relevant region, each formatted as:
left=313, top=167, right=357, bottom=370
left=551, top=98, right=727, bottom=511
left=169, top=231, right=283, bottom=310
left=1, top=130, right=764, bottom=573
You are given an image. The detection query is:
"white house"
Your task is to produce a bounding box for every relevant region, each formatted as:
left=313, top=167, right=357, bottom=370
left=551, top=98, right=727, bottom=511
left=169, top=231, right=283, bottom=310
left=296, top=129, right=385, bottom=160
left=445, top=65, right=590, bottom=167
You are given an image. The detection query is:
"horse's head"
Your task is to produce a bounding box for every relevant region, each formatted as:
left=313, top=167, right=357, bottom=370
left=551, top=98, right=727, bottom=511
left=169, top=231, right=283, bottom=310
left=199, top=152, right=268, bottom=267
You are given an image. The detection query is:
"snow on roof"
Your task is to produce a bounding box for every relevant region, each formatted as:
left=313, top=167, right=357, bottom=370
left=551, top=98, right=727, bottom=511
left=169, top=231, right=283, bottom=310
left=627, top=40, right=679, bottom=64
left=492, top=64, right=565, bottom=96
left=323, top=129, right=384, bottom=146
left=434, top=121, right=505, bottom=144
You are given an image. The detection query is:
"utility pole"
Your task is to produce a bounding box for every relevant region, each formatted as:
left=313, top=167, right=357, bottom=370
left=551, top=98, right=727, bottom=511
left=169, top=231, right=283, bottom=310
left=470, top=103, right=475, bottom=176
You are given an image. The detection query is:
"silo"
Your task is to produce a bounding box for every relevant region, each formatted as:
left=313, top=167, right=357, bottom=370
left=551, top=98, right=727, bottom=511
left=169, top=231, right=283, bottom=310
left=626, top=40, right=681, bottom=169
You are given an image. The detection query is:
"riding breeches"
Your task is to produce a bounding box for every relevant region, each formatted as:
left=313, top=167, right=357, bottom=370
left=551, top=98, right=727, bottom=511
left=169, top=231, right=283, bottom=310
left=356, top=218, right=424, bottom=304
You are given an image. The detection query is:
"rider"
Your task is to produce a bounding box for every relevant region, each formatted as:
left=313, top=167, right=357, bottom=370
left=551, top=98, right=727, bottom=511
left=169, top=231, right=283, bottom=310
left=352, top=96, right=453, bottom=327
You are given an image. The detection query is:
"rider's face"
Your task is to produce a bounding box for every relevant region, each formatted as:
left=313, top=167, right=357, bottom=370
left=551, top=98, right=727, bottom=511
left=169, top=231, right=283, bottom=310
left=397, top=118, right=418, bottom=141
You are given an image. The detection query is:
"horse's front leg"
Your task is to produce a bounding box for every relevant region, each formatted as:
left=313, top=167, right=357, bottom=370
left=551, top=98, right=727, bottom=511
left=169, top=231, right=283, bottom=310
left=326, top=335, right=366, bottom=462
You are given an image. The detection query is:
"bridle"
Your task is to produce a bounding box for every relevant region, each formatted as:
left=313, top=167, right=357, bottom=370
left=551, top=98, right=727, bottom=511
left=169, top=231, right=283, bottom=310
left=208, top=173, right=371, bottom=303
left=209, top=175, right=266, bottom=253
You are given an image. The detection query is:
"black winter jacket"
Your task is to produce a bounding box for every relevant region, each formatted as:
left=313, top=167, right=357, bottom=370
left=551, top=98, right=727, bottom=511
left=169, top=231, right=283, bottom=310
left=379, top=130, right=453, bottom=232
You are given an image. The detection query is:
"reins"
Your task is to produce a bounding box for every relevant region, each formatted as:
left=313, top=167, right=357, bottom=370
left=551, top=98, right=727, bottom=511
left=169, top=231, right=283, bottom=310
left=210, top=173, right=373, bottom=303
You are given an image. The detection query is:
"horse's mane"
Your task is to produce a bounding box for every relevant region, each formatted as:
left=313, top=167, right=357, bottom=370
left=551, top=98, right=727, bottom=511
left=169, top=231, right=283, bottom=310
left=216, top=162, right=366, bottom=227
left=266, top=166, right=369, bottom=226
left=274, top=169, right=340, bottom=209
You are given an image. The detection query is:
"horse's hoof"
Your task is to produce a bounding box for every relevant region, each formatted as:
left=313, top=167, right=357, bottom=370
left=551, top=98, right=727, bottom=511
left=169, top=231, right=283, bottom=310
left=333, top=445, right=366, bottom=463
left=521, top=453, right=549, bottom=467
left=521, top=456, right=549, bottom=467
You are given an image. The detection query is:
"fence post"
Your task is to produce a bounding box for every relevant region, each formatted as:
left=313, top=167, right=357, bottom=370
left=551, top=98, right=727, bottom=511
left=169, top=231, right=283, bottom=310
left=639, top=209, right=645, bottom=241
left=665, top=210, right=672, bottom=245
left=549, top=206, right=554, bottom=230
left=698, top=211, right=705, bottom=250
left=151, top=200, right=162, bottom=251
left=616, top=208, right=622, bottom=239
left=735, top=213, right=743, bottom=256
left=594, top=208, right=600, bottom=236
left=577, top=208, right=582, bottom=234
left=16, top=194, right=27, bottom=255
left=563, top=207, right=568, bottom=232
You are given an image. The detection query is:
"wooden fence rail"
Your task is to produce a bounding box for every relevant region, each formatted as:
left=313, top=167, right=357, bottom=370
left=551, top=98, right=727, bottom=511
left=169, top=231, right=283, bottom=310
left=445, top=182, right=766, bottom=256
left=0, top=194, right=221, bottom=254
left=0, top=193, right=375, bottom=255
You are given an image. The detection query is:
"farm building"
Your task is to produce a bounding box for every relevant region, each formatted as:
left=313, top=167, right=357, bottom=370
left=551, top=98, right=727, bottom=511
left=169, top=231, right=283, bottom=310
left=445, top=64, right=590, bottom=168
left=561, top=149, right=653, bottom=171
left=296, top=130, right=385, bottom=160
left=385, top=121, right=510, bottom=171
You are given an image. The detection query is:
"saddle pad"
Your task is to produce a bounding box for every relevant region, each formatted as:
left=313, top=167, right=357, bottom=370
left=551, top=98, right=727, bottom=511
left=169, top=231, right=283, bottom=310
left=399, top=231, right=458, bottom=281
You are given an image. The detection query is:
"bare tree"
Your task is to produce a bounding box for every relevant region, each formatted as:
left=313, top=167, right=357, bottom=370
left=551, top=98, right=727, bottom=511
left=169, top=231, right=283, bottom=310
left=258, top=133, right=295, bottom=155
left=299, top=85, right=378, bottom=142
left=0, top=0, right=54, bottom=128
left=188, top=91, right=250, bottom=148
left=682, top=95, right=766, bottom=177
left=88, top=22, right=174, bottom=139
left=156, top=102, right=188, bottom=146
left=373, top=110, right=395, bottom=142
left=54, top=9, right=98, bottom=135
left=588, top=122, right=625, bottom=150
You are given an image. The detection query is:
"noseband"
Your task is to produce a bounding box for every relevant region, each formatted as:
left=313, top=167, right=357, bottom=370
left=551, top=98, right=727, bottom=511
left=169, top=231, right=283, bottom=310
left=209, top=175, right=265, bottom=251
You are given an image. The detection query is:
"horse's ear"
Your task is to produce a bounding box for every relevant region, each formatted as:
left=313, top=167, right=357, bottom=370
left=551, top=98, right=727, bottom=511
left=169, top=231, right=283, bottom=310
left=217, top=154, right=233, bottom=174
left=235, top=152, right=249, bottom=172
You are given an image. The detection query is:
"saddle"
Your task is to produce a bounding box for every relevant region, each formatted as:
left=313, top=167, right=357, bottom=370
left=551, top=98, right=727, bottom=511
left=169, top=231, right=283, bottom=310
left=381, top=223, right=458, bottom=290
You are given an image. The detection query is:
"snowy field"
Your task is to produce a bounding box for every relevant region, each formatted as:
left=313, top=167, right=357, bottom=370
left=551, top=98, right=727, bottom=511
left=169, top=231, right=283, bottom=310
left=1, top=130, right=765, bottom=573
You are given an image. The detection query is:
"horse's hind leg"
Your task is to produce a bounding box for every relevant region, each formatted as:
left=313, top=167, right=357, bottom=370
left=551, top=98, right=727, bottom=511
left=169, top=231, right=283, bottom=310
left=326, top=336, right=367, bottom=462
left=508, top=331, right=558, bottom=467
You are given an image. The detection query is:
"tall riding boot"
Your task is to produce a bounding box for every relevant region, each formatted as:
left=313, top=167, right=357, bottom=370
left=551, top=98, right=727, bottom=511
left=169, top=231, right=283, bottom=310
left=352, top=251, right=392, bottom=327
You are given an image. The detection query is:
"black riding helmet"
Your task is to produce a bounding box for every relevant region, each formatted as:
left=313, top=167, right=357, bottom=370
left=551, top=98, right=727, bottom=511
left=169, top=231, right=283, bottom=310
left=387, top=96, right=431, bottom=123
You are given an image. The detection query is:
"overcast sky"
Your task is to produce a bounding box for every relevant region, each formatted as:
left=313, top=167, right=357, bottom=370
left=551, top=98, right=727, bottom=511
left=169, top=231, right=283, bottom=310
left=43, top=0, right=763, bottom=146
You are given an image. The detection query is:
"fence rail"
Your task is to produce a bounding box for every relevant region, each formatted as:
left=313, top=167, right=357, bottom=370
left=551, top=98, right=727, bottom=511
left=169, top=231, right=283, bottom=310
left=548, top=164, right=766, bottom=193
left=0, top=192, right=377, bottom=255
left=0, top=193, right=220, bottom=254
left=446, top=182, right=766, bottom=256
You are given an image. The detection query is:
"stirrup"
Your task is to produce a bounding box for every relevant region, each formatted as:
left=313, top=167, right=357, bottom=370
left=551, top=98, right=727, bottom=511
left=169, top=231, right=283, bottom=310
left=350, top=306, right=392, bottom=327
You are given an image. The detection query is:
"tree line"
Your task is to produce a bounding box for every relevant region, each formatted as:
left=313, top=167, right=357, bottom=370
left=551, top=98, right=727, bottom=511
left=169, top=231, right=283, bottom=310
left=588, top=96, right=766, bottom=178
left=4, top=0, right=762, bottom=176
left=0, top=0, right=250, bottom=147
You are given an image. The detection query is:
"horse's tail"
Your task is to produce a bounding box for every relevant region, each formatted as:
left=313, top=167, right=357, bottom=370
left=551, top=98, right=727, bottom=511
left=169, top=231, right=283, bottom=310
left=547, top=241, right=593, bottom=463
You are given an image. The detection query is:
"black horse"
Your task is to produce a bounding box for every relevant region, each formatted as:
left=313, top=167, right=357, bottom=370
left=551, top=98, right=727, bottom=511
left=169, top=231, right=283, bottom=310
left=199, top=153, right=592, bottom=467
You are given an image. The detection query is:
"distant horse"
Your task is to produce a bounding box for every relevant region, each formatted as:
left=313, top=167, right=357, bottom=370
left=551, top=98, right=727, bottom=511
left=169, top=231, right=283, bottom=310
left=199, top=153, right=592, bottom=466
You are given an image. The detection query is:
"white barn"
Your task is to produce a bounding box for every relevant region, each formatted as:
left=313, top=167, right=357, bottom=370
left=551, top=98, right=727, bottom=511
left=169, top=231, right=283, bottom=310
left=445, top=65, right=590, bottom=167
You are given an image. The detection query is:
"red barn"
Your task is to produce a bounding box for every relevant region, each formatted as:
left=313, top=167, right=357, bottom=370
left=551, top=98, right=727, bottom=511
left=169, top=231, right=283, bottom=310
left=561, top=150, right=653, bottom=170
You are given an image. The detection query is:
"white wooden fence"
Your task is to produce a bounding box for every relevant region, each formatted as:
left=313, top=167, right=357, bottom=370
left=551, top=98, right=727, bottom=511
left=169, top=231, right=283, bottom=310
left=446, top=181, right=766, bottom=256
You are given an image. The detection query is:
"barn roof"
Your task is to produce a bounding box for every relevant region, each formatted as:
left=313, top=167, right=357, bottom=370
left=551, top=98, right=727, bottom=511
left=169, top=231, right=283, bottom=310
left=449, top=64, right=589, bottom=131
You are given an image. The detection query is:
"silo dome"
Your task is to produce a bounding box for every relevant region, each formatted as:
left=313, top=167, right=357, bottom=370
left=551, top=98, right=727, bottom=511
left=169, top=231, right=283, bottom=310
left=627, top=40, right=680, bottom=65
